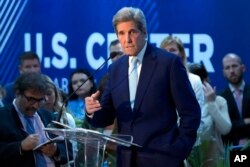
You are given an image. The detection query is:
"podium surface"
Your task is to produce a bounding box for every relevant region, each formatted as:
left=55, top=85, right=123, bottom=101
left=44, top=125, right=141, bottom=167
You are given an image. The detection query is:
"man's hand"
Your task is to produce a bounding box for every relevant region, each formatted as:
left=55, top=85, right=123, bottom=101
left=85, top=91, right=102, bottom=115
left=244, top=118, right=250, bottom=125
left=21, top=134, right=39, bottom=151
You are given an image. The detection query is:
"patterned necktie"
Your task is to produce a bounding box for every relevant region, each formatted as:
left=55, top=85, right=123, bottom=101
left=129, top=57, right=139, bottom=109
left=234, top=89, right=242, bottom=117
left=24, top=116, right=47, bottom=167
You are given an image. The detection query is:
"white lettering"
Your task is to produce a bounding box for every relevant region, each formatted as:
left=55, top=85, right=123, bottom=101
left=23, top=32, right=216, bottom=79
left=234, top=155, right=247, bottom=162
left=193, top=34, right=214, bottom=72
left=149, top=33, right=169, bottom=47
left=36, top=33, right=43, bottom=61
left=51, top=32, right=68, bottom=69
left=24, top=33, right=31, bottom=51
left=24, top=33, right=43, bottom=61
left=107, top=33, right=118, bottom=66
left=150, top=33, right=214, bottom=73
left=53, top=77, right=68, bottom=94
left=242, top=155, right=247, bottom=161
left=234, top=155, right=241, bottom=162
left=61, top=77, right=68, bottom=93
left=86, top=32, right=105, bottom=69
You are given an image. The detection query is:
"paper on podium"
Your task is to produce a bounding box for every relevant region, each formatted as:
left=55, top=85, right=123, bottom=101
left=33, top=136, right=64, bottom=150
left=44, top=121, right=141, bottom=148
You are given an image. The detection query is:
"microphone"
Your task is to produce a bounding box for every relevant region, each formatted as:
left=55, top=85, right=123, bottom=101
left=52, top=56, right=112, bottom=127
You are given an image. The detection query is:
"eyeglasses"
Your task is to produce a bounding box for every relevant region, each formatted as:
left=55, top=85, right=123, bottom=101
left=110, top=51, right=123, bottom=59
left=22, top=94, right=46, bottom=105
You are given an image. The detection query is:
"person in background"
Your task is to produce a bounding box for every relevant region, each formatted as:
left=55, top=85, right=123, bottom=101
left=220, top=53, right=250, bottom=147
left=98, top=39, right=124, bottom=167
left=0, top=84, right=6, bottom=107
left=160, top=35, right=205, bottom=167
left=99, top=38, right=124, bottom=130
left=160, top=35, right=204, bottom=110
left=99, top=39, right=124, bottom=96
left=41, top=75, right=76, bottom=128
left=188, top=62, right=232, bottom=167
left=41, top=75, right=77, bottom=162
left=67, top=68, right=97, bottom=127
left=3, top=51, right=41, bottom=106
left=0, top=72, right=72, bottom=167
left=85, top=7, right=201, bottom=167
left=109, top=39, right=124, bottom=63
left=67, top=69, right=103, bottom=166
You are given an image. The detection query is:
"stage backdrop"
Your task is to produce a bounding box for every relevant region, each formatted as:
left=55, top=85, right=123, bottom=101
left=1, top=0, right=250, bottom=93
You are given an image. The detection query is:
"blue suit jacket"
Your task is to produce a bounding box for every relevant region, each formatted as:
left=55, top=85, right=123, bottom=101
left=0, top=104, right=72, bottom=167
left=90, top=44, right=201, bottom=167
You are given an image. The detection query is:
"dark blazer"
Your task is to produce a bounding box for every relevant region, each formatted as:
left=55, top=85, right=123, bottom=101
left=2, top=82, right=15, bottom=105
left=89, top=44, right=201, bottom=167
left=220, top=85, right=250, bottom=145
left=0, top=104, right=72, bottom=167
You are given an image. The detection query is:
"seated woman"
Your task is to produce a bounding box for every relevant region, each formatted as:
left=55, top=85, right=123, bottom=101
left=41, top=75, right=76, bottom=128
left=67, top=69, right=97, bottom=127
left=41, top=75, right=77, bottom=160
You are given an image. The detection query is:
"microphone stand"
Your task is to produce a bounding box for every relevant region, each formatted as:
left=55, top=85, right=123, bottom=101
left=54, top=56, right=111, bottom=127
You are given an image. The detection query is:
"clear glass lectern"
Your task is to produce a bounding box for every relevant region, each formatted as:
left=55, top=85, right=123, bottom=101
left=44, top=123, right=141, bottom=167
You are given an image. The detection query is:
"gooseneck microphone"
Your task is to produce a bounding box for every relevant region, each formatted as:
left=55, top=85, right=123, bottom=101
left=55, top=56, right=112, bottom=126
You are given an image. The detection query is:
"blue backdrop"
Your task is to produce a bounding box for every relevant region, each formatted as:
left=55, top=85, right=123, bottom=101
left=1, top=0, right=250, bottom=93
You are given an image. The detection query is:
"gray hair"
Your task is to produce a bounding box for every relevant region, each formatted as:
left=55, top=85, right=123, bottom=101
left=112, top=7, right=147, bottom=34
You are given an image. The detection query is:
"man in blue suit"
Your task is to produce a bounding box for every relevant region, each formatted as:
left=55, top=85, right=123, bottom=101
left=85, top=7, right=201, bottom=167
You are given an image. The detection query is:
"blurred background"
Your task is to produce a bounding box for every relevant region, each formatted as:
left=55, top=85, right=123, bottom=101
left=1, top=0, right=249, bottom=93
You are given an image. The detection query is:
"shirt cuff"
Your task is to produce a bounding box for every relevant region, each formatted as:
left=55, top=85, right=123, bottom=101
left=85, top=110, right=94, bottom=118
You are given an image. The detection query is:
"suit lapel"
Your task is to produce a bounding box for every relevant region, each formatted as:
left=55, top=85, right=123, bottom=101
left=225, top=87, right=241, bottom=118
left=10, top=105, right=25, bottom=129
left=10, top=104, right=28, bottom=137
left=134, top=44, right=157, bottom=111
left=111, top=56, right=131, bottom=112
left=119, top=56, right=130, bottom=101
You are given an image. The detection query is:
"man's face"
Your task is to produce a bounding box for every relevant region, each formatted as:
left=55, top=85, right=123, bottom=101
left=19, top=59, right=41, bottom=74
left=16, top=89, right=45, bottom=116
left=223, top=56, right=245, bottom=85
left=116, top=21, right=146, bottom=57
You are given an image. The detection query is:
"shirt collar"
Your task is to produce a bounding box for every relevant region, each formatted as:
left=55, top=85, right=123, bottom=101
left=229, top=80, right=245, bottom=92
left=13, top=99, right=38, bottom=119
left=129, top=42, right=147, bottom=64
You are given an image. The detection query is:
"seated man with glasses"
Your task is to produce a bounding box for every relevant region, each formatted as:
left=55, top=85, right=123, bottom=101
left=0, top=72, right=72, bottom=167
left=22, top=93, right=46, bottom=106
